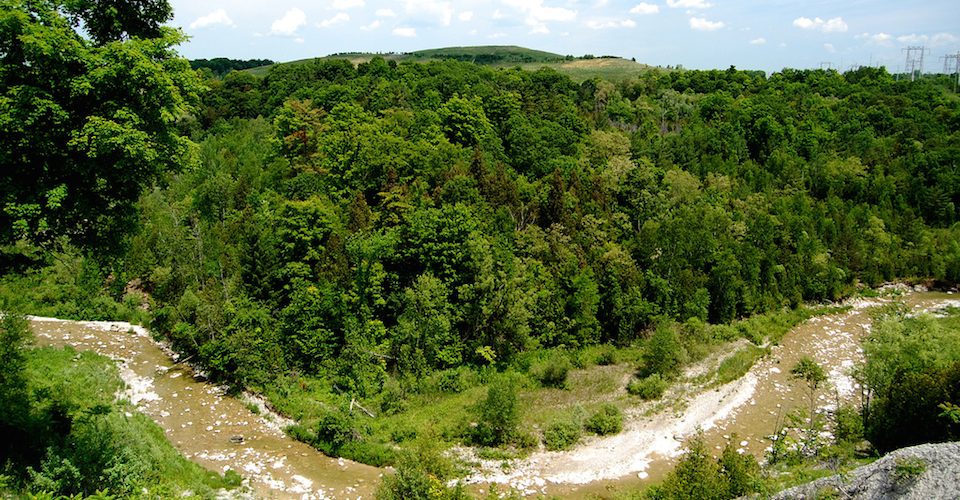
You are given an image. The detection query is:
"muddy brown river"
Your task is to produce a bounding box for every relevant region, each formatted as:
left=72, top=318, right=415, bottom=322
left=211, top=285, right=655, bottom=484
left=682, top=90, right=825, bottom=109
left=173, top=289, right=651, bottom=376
left=29, top=290, right=960, bottom=499
left=30, top=317, right=381, bottom=499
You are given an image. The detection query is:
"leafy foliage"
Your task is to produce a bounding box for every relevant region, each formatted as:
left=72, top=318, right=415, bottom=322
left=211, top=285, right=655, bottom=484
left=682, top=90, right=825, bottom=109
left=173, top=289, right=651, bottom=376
left=584, top=403, right=623, bottom=435
left=0, top=0, right=200, bottom=254
left=543, top=419, right=582, bottom=451
left=648, top=433, right=760, bottom=500
left=862, top=314, right=960, bottom=452
left=472, top=377, right=521, bottom=446
left=627, top=374, right=668, bottom=400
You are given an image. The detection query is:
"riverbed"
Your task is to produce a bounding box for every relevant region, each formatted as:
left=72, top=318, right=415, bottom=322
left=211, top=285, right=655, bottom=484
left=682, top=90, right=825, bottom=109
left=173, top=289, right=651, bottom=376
left=30, top=290, right=959, bottom=499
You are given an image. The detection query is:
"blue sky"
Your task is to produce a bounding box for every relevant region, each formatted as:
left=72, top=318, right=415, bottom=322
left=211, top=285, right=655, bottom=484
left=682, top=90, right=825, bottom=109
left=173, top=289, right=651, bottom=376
left=169, top=0, right=959, bottom=74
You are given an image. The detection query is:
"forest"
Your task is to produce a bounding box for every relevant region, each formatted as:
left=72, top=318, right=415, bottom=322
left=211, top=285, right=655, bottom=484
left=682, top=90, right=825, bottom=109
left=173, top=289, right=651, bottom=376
left=2, top=0, right=960, bottom=497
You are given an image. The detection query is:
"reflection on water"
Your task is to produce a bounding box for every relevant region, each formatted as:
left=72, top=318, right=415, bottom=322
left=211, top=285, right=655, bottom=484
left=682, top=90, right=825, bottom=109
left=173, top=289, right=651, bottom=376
left=30, top=317, right=381, bottom=500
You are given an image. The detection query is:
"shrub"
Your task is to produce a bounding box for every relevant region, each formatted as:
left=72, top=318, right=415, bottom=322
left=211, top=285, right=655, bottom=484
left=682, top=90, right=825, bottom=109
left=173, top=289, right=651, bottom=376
left=544, top=420, right=581, bottom=451
left=595, top=347, right=617, bottom=366
left=314, top=410, right=357, bottom=455
left=891, top=456, right=926, bottom=488
left=473, top=378, right=520, bottom=446
left=532, top=352, right=572, bottom=389
left=833, top=405, right=864, bottom=444
left=642, top=324, right=685, bottom=378
left=585, top=404, right=623, bottom=435
left=627, top=373, right=668, bottom=400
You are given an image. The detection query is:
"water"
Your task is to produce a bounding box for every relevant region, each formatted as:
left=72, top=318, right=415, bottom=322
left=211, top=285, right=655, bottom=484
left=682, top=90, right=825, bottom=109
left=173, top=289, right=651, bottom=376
left=30, top=317, right=381, bottom=499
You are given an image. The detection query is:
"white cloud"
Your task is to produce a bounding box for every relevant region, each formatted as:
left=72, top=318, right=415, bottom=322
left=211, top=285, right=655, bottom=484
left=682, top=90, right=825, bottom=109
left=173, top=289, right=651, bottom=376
left=189, top=9, right=234, bottom=29
left=361, top=19, right=381, bottom=31
left=587, top=18, right=636, bottom=29
left=667, top=0, right=711, bottom=9
left=393, top=27, right=417, bottom=37
left=459, top=11, right=474, bottom=21
left=855, top=32, right=893, bottom=45
left=332, top=0, right=365, bottom=9
left=318, top=12, right=350, bottom=28
left=792, top=16, right=847, bottom=33
left=405, top=0, right=454, bottom=26
left=502, top=0, right=578, bottom=34
left=931, top=32, right=959, bottom=46
left=375, top=8, right=397, bottom=17
left=530, top=24, right=550, bottom=34
left=629, top=3, right=660, bottom=15
left=897, top=32, right=958, bottom=47
left=271, top=8, right=306, bottom=36
left=689, top=16, right=723, bottom=31
left=824, top=43, right=836, bottom=53
left=749, top=37, right=766, bottom=45
left=489, top=32, right=508, bottom=38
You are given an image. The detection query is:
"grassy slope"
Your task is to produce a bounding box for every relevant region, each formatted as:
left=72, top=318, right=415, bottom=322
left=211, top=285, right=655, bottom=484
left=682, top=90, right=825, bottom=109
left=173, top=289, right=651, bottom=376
left=6, top=345, right=237, bottom=497
left=244, top=45, right=651, bottom=82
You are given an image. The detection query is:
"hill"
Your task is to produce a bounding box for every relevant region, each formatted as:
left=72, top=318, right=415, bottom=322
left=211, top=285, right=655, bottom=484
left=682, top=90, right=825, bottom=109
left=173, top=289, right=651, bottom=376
left=244, top=45, right=649, bottom=81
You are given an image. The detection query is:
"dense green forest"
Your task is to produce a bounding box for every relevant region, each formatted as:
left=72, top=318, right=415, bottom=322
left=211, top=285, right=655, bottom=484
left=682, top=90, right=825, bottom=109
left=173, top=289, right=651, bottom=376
left=3, top=0, right=960, bottom=496
left=128, top=55, right=960, bottom=392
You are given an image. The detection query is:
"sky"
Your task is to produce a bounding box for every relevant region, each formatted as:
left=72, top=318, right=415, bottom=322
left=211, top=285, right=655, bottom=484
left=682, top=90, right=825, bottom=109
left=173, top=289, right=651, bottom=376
left=168, top=0, right=960, bottom=74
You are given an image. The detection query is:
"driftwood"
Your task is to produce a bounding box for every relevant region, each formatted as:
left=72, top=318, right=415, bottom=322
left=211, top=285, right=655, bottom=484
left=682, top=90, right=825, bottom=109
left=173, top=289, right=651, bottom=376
left=350, top=398, right=376, bottom=418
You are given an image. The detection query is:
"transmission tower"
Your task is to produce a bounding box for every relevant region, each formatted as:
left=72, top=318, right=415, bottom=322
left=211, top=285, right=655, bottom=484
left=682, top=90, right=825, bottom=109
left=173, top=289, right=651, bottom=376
left=944, top=51, right=960, bottom=92
left=903, top=46, right=926, bottom=81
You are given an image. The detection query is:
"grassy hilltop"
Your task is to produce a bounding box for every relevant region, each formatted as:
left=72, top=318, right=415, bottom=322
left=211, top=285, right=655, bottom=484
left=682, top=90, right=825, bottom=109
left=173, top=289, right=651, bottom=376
left=245, top=45, right=651, bottom=81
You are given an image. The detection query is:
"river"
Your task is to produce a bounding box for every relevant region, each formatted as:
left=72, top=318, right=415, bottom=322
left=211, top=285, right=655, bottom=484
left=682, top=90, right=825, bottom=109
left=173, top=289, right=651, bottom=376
left=30, top=316, right=381, bottom=499
left=30, top=290, right=960, bottom=499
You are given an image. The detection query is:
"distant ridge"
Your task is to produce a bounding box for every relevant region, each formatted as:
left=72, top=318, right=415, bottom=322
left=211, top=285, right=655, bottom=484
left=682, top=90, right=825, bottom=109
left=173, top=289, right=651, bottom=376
left=243, top=45, right=648, bottom=82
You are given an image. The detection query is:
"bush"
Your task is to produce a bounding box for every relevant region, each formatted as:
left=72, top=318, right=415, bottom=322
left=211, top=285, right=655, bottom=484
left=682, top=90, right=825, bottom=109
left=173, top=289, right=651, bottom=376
left=544, top=420, right=581, bottom=451
left=531, top=352, right=572, bottom=388
left=642, top=324, right=685, bottom=378
left=595, top=347, right=617, bottom=366
left=473, top=377, right=520, bottom=446
left=314, top=410, right=358, bottom=455
left=627, top=374, right=668, bottom=400
left=833, top=405, right=864, bottom=444
left=585, top=403, right=623, bottom=435
left=892, top=456, right=926, bottom=488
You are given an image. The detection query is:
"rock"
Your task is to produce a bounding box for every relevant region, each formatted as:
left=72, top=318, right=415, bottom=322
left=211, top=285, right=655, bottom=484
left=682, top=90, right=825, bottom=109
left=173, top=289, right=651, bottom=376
left=772, top=442, right=960, bottom=499
left=229, top=435, right=245, bottom=444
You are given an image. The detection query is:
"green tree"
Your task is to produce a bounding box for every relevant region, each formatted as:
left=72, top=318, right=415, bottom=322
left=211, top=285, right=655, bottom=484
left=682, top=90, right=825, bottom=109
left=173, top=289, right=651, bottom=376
left=0, top=0, right=201, bottom=253
left=63, top=0, right=173, bottom=45
left=473, top=377, right=520, bottom=446
left=0, top=312, right=30, bottom=460
left=643, top=324, right=685, bottom=379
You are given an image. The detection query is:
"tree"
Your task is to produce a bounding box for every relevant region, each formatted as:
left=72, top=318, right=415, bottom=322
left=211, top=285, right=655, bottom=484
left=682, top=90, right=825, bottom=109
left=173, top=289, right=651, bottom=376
left=0, top=312, right=31, bottom=460
left=473, top=377, right=520, bottom=446
left=62, top=0, right=173, bottom=45
left=0, top=0, right=200, bottom=254
left=790, top=356, right=828, bottom=455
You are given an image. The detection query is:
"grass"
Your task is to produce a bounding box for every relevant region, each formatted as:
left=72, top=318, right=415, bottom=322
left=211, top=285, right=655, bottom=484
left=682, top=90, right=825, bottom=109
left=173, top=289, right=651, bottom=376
left=716, top=344, right=770, bottom=385
left=8, top=346, right=235, bottom=497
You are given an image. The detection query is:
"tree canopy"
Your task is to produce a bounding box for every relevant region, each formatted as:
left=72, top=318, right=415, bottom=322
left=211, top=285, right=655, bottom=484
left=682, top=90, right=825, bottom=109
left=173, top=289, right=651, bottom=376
left=0, top=0, right=200, bottom=253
